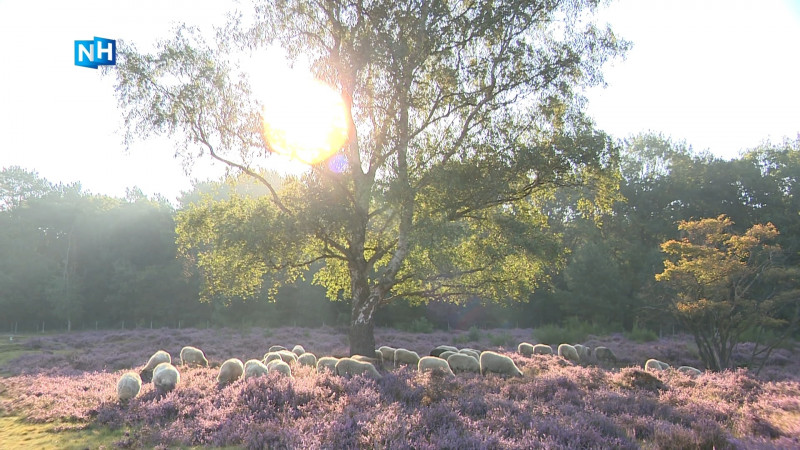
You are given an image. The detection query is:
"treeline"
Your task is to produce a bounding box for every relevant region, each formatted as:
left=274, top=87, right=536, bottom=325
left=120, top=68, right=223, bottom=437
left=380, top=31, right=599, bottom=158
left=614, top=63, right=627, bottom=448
left=1, top=134, right=798, bottom=334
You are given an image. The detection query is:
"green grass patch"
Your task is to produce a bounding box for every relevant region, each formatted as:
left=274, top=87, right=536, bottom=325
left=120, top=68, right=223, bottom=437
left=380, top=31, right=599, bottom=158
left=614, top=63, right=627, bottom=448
left=0, top=416, right=128, bottom=450
left=0, top=341, right=35, bottom=377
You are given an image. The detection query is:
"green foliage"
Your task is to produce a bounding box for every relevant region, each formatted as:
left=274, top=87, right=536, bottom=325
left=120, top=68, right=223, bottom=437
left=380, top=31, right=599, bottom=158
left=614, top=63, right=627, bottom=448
left=468, top=326, right=482, bottom=342
left=487, top=331, right=514, bottom=347
left=453, top=325, right=483, bottom=344
left=112, top=0, right=628, bottom=356
left=533, top=318, right=607, bottom=344
left=656, top=216, right=800, bottom=371
left=624, top=324, right=659, bottom=343
left=403, top=317, right=435, bottom=334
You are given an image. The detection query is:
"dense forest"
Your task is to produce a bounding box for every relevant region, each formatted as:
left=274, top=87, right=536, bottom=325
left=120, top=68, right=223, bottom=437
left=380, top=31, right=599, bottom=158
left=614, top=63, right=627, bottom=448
left=1, top=134, right=799, bottom=338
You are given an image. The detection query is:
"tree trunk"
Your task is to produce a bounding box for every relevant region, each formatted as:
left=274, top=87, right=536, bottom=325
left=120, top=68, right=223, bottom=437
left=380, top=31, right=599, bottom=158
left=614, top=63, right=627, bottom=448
left=348, top=267, right=380, bottom=356
left=349, top=312, right=376, bottom=357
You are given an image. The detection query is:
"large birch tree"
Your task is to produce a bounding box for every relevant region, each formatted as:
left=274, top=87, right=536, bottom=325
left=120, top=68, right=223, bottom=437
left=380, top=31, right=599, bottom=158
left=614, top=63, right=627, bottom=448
left=112, top=0, right=627, bottom=355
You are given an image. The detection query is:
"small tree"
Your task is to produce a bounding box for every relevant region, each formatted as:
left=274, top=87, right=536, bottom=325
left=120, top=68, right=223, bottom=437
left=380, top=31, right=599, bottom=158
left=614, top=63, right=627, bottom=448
left=656, top=215, right=799, bottom=371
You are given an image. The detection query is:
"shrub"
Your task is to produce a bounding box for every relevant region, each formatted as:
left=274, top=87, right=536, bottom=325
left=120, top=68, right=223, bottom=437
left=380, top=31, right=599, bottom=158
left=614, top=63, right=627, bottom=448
left=405, top=317, right=434, bottom=334
left=488, top=331, right=513, bottom=347
left=534, top=318, right=609, bottom=344
left=624, top=324, right=658, bottom=343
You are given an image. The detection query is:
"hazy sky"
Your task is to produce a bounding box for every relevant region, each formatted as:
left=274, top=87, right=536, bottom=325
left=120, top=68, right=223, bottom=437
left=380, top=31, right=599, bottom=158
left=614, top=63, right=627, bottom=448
left=1, top=0, right=799, bottom=202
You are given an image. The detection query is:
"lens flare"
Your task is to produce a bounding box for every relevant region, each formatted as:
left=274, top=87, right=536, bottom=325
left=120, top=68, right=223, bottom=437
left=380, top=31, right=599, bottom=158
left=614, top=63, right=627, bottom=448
left=261, top=76, right=349, bottom=165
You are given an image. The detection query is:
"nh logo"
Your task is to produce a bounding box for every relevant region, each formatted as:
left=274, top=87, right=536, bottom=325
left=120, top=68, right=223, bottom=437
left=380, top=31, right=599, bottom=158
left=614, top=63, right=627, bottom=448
left=74, top=37, right=116, bottom=69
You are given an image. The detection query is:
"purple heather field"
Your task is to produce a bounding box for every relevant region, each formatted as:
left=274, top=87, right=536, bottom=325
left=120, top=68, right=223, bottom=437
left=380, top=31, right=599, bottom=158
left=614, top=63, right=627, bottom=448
left=1, top=326, right=799, bottom=449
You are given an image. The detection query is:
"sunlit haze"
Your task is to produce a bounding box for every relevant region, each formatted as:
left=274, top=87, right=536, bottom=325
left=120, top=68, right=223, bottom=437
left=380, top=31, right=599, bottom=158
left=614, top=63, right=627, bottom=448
left=258, top=68, right=350, bottom=165
left=0, top=0, right=798, bottom=202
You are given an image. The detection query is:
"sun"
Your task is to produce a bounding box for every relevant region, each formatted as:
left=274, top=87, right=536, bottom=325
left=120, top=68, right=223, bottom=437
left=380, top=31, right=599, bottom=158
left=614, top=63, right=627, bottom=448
left=258, top=67, right=349, bottom=166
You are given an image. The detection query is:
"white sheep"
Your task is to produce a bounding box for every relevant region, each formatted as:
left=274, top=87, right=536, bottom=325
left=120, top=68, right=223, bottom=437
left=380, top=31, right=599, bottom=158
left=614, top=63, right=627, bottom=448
left=180, top=346, right=208, bottom=367
left=418, top=356, right=455, bottom=376
left=518, top=342, right=535, bottom=357
left=291, top=345, right=306, bottom=356
left=446, top=353, right=480, bottom=374
left=393, top=348, right=421, bottom=368
left=645, top=359, right=669, bottom=372
left=458, top=349, right=481, bottom=360
left=678, top=366, right=702, bottom=377
left=438, top=351, right=457, bottom=360
left=117, top=372, right=142, bottom=402
left=594, top=346, right=618, bottom=363
left=267, top=360, right=293, bottom=377
left=277, top=350, right=298, bottom=364
left=532, top=344, right=553, bottom=355
left=335, top=357, right=382, bottom=380
left=153, top=362, right=180, bottom=392
left=430, top=345, right=459, bottom=357
left=143, top=350, right=171, bottom=371
left=558, top=344, right=580, bottom=363
left=352, top=354, right=382, bottom=369
left=218, top=358, right=244, bottom=385
left=378, top=346, right=396, bottom=363
left=479, top=351, right=523, bottom=377
left=244, top=359, right=270, bottom=380
left=140, top=350, right=171, bottom=382
left=268, top=345, right=287, bottom=353
left=263, top=350, right=297, bottom=365
left=263, top=352, right=281, bottom=364
left=316, top=356, right=339, bottom=373
left=297, top=352, right=317, bottom=368
left=573, top=344, right=591, bottom=360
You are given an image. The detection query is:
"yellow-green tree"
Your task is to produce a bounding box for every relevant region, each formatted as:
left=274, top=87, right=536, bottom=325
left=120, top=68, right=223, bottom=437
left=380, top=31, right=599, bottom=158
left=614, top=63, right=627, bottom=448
left=656, top=215, right=799, bottom=371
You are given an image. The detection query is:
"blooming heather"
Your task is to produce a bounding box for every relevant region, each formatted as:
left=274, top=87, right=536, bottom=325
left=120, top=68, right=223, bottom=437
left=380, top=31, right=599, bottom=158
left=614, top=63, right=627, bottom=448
left=0, top=327, right=798, bottom=448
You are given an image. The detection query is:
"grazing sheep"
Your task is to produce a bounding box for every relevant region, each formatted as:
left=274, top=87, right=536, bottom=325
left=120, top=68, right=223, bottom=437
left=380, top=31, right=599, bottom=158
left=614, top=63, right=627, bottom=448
left=316, top=356, right=339, bottom=373
left=268, top=345, right=287, bottom=353
left=574, top=344, right=591, bottom=360
left=140, top=350, right=171, bottom=382
left=335, top=358, right=382, bottom=380
left=430, top=345, right=459, bottom=357
left=263, top=352, right=281, bottom=364
left=267, top=360, right=293, bottom=377
left=594, top=346, right=618, bottom=363
left=458, top=349, right=481, bottom=360
left=645, top=359, right=669, bottom=372
left=277, top=350, right=298, bottom=364
left=438, top=351, right=457, bottom=361
left=263, top=350, right=297, bottom=365
left=479, top=351, right=523, bottom=377
left=532, top=344, right=553, bottom=355
left=446, top=353, right=480, bottom=374
left=153, top=362, right=180, bottom=393
left=518, top=342, right=535, bottom=357
left=117, top=372, right=142, bottom=402
left=297, top=352, right=317, bottom=368
left=378, top=346, right=396, bottom=363
left=217, top=358, right=244, bottom=386
left=244, top=359, right=270, bottom=380
left=418, top=356, right=455, bottom=376
left=291, top=345, right=306, bottom=356
left=393, top=348, right=421, bottom=368
left=558, top=344, right=581, bottom=363
left=352, top=354, right=382, bottom=370
left=180, top=346, right=208, bottom=367
left=678, top=366, right=702, bottom=377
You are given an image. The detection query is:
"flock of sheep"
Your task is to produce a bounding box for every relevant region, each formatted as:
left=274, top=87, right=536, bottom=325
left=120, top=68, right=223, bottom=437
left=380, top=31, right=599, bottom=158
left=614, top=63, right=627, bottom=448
left=116, top=341, right=704, bottom=402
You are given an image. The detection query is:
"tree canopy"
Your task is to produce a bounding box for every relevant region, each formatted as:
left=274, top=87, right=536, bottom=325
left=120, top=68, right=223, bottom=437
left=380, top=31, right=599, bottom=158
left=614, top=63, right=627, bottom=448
left=656, top=215, right=799, bottom=371
left=111, top=0, right=628, bottom=354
